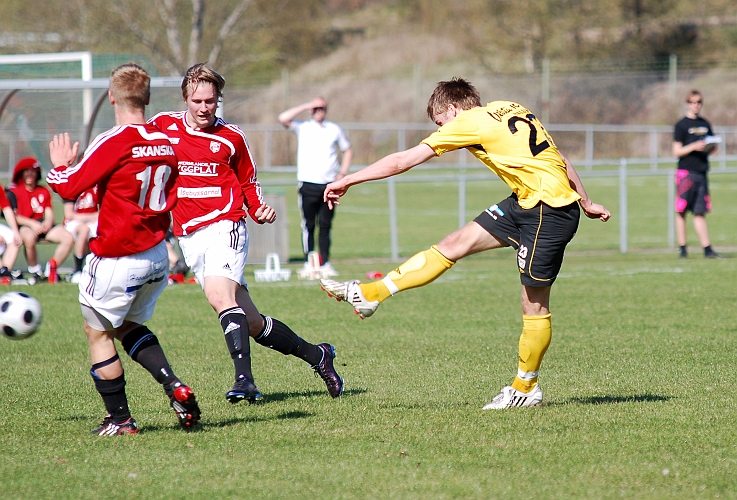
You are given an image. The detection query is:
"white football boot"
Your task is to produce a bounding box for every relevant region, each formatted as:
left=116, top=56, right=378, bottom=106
left=482, top=384, right=543, bottom=410
left=319, top=279, right=379, bottom=319
left=319, top=262, right=340, bottom=278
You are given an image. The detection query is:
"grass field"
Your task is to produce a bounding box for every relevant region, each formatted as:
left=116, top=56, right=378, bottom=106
left=1, top=248, right=737, bottom=499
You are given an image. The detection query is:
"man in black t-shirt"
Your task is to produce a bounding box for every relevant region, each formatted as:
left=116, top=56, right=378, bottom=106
left=672, top=90, right=719, bottom=259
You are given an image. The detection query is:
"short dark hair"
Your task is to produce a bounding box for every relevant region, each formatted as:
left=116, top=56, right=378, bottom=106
left=426, top=78, right=482, bottom=120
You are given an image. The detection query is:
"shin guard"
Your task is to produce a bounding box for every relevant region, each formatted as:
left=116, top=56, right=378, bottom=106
left=512, top=313, right=552, bottom=393
left=219, top=307, right=253, bottom=380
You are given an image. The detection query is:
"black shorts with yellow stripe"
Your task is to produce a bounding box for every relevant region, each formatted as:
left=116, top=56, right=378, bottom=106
left=473, top=194, right=580, bottom=287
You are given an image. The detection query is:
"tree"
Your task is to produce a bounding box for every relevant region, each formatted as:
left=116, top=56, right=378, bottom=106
left=106, top=0, right=264, bottom=75
left=0, top=0, right=336, bottom=79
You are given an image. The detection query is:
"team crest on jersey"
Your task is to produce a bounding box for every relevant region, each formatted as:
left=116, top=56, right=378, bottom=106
left=210, top=141, right=221, bottom=153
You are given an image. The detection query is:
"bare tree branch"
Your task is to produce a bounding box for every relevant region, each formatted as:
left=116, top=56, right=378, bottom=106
left=207, top=0, right=255, bottom=68
left=158, top=0, right=184, bottom=68
left=187, top=0, right=204, bottom=67
left=109, top=2, right=180, bottom=75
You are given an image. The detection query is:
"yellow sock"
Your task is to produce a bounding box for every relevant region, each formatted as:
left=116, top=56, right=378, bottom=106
left=511, top=313, right=552, bottom=393
left=360, top=245, right=455, bottom=302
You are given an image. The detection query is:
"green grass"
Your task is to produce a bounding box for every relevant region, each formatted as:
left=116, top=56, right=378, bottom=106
left=1, top=250, right=737, bottom=499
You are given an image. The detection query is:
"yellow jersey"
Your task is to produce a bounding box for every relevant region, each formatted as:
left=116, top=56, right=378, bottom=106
left=422, top=101, right=581, bottom=209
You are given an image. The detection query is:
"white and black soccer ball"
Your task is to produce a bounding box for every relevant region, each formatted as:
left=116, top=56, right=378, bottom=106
left=0, top=292, right=42, bottom=340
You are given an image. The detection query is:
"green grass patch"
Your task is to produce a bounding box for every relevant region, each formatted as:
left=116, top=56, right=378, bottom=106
left=1, top=251, right=736, bottom=498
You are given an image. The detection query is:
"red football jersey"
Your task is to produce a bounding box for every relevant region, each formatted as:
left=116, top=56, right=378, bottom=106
left=0, top=185, right=12, bottom=210
left=148, top=111, right=264, bottom=236
left=9, top=184, right=52, bottom=221
left=72, top=187, right=99, bottom=214
left=46, top=124, right=178, bottom=258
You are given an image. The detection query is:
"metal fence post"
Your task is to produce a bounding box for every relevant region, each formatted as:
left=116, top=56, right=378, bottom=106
left=585, top=125, right=594, bottom=171
left=388, top=129, right=405, bottom=261
left=388, top=176, right=399, bottom=261
left=264, top=129, right=272, bottom=168
left=649, top=130, right=658, bottom=171
left=619, top=158, right=628, bottom=253
left=667, top=169, right=675, bottom=249
left=458, top=149, right=467, bottom=229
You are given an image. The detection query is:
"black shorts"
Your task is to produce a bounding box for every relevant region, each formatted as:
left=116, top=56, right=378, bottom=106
left=473, top=195, right=580, bottom=287
left=36, top=224, right=59, bottom=242
left=675, top=170, right=711, bottom=216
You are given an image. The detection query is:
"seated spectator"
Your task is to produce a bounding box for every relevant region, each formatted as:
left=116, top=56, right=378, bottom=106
left=0, top=183, right=22, bottom=279
left=7, top=157, right=73, bottom=282
left=63, top=186, right=99, bottom=283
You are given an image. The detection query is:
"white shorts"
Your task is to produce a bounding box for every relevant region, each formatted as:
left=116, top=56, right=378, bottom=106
left=178, top=219, right=249, bottom=290
left=65, top=219, right=98, bottom=241
left=79, top=240, right=168, bottom=331
left=0, top=223, right=13, bottom=255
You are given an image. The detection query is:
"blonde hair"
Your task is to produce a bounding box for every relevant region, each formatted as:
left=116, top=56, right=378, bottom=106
left=426, top=77, right=481, bottom=120
left=109, top=63, right=150, bottom=111
left=182, top=63, right=225, bottom=101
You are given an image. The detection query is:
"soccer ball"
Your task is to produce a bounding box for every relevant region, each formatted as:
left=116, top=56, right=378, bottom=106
left=0, top=292, right=42, bottom=340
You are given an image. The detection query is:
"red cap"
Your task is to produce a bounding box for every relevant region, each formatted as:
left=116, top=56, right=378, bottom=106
left=12, top=157, right=42, bottom=183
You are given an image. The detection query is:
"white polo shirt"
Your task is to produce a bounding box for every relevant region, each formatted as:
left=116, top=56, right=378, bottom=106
left=289, top=119, right=351, bottom=184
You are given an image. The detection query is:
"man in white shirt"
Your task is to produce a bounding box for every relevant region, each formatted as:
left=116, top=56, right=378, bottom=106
left=279, top=97, right=353, bottom=276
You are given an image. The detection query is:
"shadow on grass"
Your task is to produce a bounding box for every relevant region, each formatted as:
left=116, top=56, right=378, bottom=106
left=137, top=411, right=314, bottom=433
left=258, top=387, right=367, bottom=403
left=68, top=409, right=315, bottom=434
left=558, top=394, right=671, bottom=406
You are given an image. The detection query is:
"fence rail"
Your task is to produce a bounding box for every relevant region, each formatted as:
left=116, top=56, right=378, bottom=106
left=239, top=122, right=737, bottom=172
left=259, top=161, right=737, bottom=261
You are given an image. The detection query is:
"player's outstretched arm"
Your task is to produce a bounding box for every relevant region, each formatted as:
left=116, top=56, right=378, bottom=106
left=324, top=143, right=436, bottom=209
left=563, top=155, right=611, bottom=222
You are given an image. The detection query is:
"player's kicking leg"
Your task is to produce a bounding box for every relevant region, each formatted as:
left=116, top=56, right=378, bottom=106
left=319, top=244, right=454, bottom=319
left=320, top=221, right=505, bottom=318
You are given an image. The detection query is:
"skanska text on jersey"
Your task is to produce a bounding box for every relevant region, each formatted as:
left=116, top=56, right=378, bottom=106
left=131, top=145, right=176, bottom=158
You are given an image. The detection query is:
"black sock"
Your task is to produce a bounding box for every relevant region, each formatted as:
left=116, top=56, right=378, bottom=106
left=91, top=372, right=130, bottom=423
left=680, top=245, right=687, bottom=254
left=255, top=315, right=321, bottom=366
left=121, top=326, right=179, bottom=395
left=219, top=307, right=253, bottom=381
left=74, top=254, right=84, bottom=273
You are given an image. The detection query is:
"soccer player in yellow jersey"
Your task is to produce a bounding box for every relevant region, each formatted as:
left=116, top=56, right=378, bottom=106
left=320, top=77, right=611, bottom=409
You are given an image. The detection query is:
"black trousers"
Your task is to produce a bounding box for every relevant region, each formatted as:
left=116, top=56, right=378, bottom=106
left=298, top=182, right=335, bottom=263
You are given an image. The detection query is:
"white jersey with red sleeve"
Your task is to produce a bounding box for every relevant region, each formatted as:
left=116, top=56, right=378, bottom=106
left=148, top=111, right=265, bottom=237
left=46, top=124, right=178, bottom=258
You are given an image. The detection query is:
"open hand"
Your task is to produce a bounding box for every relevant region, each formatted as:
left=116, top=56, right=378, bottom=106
left=49, top=133, right=79, bottom=168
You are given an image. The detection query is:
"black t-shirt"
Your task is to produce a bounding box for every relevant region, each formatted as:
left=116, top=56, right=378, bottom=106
left=673, top=116, right=713, bottom=173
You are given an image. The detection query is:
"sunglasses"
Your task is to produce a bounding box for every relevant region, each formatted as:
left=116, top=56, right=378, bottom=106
left=311, top=107, right=326, bottom=112
left=687, top=100, right=703, bottom=104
